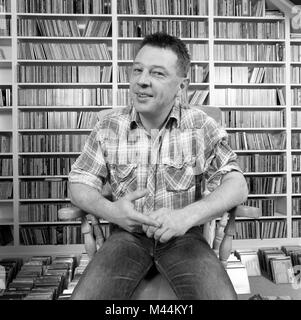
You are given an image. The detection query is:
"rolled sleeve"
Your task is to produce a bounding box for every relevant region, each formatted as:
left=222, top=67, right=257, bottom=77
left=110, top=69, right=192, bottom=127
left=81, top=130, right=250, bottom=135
left=68, top=122, right=108, bottom=193
left=203, top=117, right=243, bottom=192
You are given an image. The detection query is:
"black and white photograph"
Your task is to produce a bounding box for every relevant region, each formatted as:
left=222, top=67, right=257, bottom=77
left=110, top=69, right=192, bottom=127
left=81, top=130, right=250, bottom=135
left=0, top=0, right=301, bottom=312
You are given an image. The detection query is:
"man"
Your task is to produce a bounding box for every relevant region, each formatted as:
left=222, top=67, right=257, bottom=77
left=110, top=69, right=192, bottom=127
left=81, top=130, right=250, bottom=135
left=68, top=32, right=248, bottom=300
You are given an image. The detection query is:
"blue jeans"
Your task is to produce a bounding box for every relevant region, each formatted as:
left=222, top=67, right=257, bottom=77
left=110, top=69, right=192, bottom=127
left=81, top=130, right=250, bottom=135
left=71, top=225, right=237, bottom=300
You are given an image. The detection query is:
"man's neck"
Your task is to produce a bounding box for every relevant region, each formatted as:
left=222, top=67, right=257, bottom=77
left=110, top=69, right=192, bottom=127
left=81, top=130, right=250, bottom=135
left=138, top=105, right=174, bottom=134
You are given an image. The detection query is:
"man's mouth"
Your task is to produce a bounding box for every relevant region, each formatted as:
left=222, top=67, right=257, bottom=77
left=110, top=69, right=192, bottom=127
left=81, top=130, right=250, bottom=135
left=136, top=92, right=152, bottom=98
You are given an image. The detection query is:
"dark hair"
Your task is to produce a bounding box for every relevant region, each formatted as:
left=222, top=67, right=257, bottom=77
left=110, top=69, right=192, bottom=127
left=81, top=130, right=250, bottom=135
left=139, top=32, right=191, bottom=77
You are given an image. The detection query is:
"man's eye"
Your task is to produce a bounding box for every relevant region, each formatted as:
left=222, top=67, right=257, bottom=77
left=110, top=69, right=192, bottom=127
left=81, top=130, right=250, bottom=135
left=133, top=68, right=142, bottom=74
left=152, top=71, right=164, bottom=77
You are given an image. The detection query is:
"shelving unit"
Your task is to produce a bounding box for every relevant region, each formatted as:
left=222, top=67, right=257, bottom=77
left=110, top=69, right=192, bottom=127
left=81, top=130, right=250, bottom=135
left=213, top=0, right=291, bottom=247
left=0, top=1, right=13, bottom=248
left=1, top=0, right=301, bottom=256
left=290, top=10, right=301, bottom=240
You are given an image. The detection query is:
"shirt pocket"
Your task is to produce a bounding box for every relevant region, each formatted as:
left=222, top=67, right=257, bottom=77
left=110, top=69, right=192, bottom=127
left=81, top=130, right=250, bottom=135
left=109, top=164, right=137, bottom=198
left=163, top=159, right=195, bottom=192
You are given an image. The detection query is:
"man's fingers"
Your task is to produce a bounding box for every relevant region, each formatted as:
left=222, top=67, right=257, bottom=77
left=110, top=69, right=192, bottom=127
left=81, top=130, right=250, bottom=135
left=154, top=227, right=166, bottom=241
left=158, top=229, right=173, bottom=243
left=146, top=226, right=157, bottom=238
left=124, top=189, right=148, bottom=202
left=142, top=224, right=148, bottom=233
left=133, top=212, right=161, bottom=228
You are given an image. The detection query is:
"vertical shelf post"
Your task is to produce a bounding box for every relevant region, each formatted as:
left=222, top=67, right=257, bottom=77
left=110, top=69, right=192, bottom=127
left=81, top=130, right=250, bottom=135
left=285, top=15, right=292, bottom=240
left=11, top=0, right=19, bottom=247
left=208, top=0, right=215, bottom=106
left=111, top=0, right=118, bottom=108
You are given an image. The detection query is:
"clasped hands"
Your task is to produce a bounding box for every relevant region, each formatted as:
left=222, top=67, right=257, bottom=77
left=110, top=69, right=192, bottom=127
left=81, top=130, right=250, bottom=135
left=112, top=189, right=190, bottom=243
left=141, top=207, right=188, bottom=243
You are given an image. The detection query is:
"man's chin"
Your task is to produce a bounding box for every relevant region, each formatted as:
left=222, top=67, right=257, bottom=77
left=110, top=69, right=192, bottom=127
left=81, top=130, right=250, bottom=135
left=132, top=101, right=152, bottom=113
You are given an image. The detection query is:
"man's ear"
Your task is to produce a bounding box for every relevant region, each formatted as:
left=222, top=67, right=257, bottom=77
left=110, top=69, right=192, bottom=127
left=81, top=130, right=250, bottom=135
left=180, top=78, right=190, bottom=90
left=176, top=78, right=189, bottom=102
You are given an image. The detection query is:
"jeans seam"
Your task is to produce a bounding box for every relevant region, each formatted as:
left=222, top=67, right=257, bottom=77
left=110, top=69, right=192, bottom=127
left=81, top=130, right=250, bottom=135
left=154, top=260, right=180, bottom=299
left=129, top=261, right=154, bottom=299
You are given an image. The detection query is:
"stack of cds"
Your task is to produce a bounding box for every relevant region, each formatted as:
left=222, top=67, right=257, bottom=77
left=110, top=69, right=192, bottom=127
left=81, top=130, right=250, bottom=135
left=58, top=253, right=89, bottom=300
left=0, top=255, right=77, bottom=300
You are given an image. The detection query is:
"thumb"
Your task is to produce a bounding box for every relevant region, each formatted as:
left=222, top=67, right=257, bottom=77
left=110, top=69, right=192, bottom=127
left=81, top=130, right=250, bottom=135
left=124, top=189, right=148, bottom=202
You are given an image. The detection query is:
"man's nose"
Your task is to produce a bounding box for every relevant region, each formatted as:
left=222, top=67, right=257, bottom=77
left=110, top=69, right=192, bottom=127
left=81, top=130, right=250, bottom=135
left=137, top=70, right=150, bottom=87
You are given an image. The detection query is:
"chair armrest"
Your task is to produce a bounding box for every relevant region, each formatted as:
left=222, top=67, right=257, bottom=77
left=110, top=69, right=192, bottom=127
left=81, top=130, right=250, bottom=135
left=58, top=184, right=113, bottom=221
left=58, top=206, right=86, bottom=220
left=229, top=205, right=261, bottom=219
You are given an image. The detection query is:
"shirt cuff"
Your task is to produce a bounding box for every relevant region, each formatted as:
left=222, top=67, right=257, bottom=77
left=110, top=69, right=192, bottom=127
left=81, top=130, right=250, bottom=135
left=206, top=162, right=243, bottom=192
left=68, top=170, right=104, bottom=193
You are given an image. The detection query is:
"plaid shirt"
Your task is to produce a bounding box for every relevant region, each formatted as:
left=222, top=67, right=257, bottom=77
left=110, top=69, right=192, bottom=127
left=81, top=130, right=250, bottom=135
left=69, top=104, right=242, bottom=213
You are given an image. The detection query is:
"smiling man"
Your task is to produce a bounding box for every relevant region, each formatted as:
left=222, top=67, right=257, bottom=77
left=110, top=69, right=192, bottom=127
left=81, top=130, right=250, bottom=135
left=68, top=32, right=248, bottom=300
left=130, top=42, right=186, bottom=132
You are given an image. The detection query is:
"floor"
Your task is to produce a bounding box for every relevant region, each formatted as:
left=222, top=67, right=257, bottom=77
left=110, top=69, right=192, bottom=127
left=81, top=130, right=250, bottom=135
left=132, top=272, right=301, bottom=300
left=238, top=275, right=301, bottom=300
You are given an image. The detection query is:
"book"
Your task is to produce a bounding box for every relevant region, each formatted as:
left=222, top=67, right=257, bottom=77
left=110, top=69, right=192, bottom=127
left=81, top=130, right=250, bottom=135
left=277, top=88, right=286, bottom=106
left=281, top=245, right=301, bottom=266
left=270, top=256, right=295, bottom=284
left=188, top=90, right=209, bottom=105
left=0, top=265, right=5, bottom=289
left=0, top=226, right=13, bottom=245
left=258, top=247, right=280, bottom=273
left=241, top=0, right=249, bottom=16
left=226, top=260, right=250, bottom=294
left=0, top=48, right=5, bottom=59
left=234, top=249, right=261, bottom=276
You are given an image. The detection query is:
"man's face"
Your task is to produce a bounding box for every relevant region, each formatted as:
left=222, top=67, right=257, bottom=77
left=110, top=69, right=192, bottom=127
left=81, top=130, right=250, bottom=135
left=129, top=45, right=183, bottom=118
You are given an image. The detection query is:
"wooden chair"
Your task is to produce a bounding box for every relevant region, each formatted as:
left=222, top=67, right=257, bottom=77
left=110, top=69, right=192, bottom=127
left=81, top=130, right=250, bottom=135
left=58, top=106, right=261, bottom=299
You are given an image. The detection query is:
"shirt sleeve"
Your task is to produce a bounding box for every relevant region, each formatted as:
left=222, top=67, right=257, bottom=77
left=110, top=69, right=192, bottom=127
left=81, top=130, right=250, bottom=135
left=68, top=121, right=108, bottom=193
left=202, top=115, right=243, bottom=192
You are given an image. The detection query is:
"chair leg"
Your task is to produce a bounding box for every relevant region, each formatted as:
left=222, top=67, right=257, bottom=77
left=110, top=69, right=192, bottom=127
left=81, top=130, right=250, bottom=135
left=213, top=212, right=228, bottom=253
left=219, top=213, right=236, bottom=268
left=81, top=216, right=97, bottom=260
left=90, top=215, right=105, bottom=250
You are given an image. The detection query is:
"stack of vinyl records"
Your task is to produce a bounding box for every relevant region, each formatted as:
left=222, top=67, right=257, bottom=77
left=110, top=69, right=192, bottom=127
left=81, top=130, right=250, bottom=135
left=0, top=258, right=23, bottom=289
left=1, top=258, right=44, bottom=299
left=0, top=254, right=76, bottom=299
left=281, top=246, right=301, bottom=268
left=58, top=253, right=89, bottom=300
left=258, top=247, right=295, bottom=284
